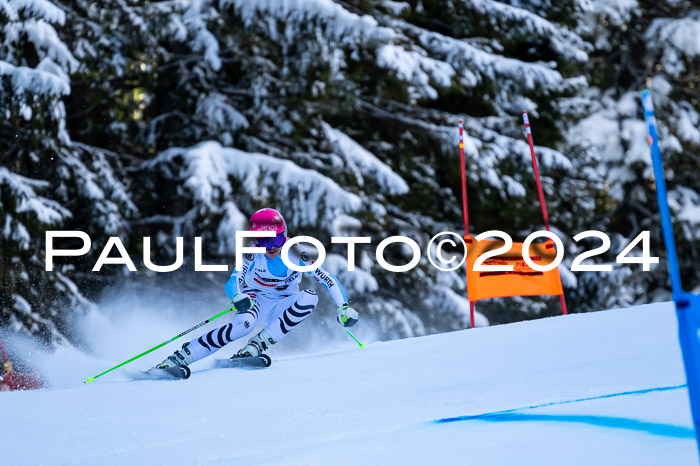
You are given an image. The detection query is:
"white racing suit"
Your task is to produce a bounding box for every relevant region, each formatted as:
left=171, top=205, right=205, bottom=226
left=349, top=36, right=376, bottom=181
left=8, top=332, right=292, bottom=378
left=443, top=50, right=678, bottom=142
left=185, top=243, right=348, bottom=362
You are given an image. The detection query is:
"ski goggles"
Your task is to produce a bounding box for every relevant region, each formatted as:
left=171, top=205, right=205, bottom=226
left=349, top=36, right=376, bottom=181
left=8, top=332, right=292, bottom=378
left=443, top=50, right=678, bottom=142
left=254, top=232, right=287, bottom=250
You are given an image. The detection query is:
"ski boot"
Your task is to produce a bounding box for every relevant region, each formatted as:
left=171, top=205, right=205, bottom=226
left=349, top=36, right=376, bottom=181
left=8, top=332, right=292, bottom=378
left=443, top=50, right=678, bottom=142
left=234, top=329, right=276, bottom=358
left=157, top=342, right=195, bottom=369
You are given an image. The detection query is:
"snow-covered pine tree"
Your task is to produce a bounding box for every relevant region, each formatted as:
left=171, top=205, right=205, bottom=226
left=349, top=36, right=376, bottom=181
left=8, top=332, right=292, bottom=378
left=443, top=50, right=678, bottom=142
left=564, top=1, right=700, bottom=311
left=0, top=0, right=136, bottom=344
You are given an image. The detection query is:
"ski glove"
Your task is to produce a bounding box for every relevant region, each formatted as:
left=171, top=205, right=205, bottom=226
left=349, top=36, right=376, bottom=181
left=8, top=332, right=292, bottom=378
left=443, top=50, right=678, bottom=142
left=337, top=303, right=359, bottom=327
left=231, top=293, right=253, bottom=312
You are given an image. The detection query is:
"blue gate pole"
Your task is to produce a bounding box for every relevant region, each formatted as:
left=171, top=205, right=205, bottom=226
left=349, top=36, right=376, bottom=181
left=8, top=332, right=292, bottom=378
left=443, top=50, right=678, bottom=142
left=641, top=90, right=700, bottom=454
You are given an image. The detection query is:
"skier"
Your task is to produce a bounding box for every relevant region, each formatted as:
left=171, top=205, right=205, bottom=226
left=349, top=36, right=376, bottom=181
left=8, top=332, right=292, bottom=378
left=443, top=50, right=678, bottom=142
left=157, top=208, right=359, bottom=369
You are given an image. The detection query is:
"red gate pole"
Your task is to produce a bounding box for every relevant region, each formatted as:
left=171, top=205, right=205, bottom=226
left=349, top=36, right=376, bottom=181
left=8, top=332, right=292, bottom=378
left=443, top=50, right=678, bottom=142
left=459, top=120, right=477, bottom=328
left=522, top=111, right=568, bottom=315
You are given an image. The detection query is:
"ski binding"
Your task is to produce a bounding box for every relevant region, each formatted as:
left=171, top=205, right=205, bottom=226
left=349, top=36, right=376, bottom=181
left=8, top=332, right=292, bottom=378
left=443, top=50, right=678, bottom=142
left=214, top=354, right=271, bottom=369
left=133, top=364, right=191, bottom=380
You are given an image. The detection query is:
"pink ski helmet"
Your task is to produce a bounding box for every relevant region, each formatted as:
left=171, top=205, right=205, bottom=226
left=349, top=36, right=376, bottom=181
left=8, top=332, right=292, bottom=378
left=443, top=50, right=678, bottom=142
left=249, top=208, right=287, bottom=249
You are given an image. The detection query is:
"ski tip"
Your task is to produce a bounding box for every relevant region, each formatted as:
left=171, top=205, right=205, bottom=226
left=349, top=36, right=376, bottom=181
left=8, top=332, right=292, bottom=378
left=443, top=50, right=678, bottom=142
left=259, top=354, right=272, bottom=367
left=217, top=354, right=271, bottom=369
left=84, top=377, right=95, bottom=383
left=133, top=365, right=191, bottom=381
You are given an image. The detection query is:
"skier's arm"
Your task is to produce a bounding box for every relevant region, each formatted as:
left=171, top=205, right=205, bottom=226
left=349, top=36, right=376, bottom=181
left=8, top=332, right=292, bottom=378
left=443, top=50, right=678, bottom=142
left=293, top=244, right=347, bottom=306
left=224, top=253, right=254, bottom=311
left=293, top=244, right=358, bottom=327
left=224, top=272, right=238, bottom=300
left=225, top=253, right=255, bottom=299
left=311, top=265, right=348, bottom=309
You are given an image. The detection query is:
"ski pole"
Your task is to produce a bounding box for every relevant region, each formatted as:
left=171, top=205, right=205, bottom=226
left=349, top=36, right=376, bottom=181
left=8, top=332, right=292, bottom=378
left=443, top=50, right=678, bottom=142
left=345, top=329, right=365, bottom=348
left=84, top=305, right=238, bottom=383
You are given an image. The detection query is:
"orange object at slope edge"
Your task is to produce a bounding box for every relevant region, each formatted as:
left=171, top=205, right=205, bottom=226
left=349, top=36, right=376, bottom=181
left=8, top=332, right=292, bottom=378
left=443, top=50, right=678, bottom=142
left=465, top=235, right=564, bottom=302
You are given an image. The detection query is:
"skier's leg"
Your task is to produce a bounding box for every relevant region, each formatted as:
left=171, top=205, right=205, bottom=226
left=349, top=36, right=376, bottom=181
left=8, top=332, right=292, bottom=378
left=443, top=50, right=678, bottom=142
left=236, top=289, right=318, bottom=356
left=187, top=309, right=258, bottom=361
left=157, top=298, right=261, bottom=368
left=266, top=289, right=318, bottom=341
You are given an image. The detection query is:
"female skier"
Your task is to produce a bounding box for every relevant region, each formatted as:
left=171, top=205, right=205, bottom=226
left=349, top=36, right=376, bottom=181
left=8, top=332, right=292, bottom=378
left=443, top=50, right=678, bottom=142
left=157, top=208, right=359, bottom=369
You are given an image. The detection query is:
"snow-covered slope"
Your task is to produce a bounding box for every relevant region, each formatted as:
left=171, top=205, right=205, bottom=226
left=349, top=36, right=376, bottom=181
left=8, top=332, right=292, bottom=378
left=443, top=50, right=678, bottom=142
left=3, top=302, right=697, bottom=465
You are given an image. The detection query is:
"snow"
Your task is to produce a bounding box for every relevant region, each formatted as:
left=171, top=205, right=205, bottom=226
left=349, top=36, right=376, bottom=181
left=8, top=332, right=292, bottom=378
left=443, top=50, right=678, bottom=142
left=0, top=59, right=70, bottom=96
left=167, top=14, right=188, bottom=42
left=676, top=104, right=700, bottom=146
left=647, top=17, right=700, bottom=59
left=323, top=253, right=379, bottom=293
left=616, top=91, right=638, bottom=118
left=56, top=148, right=136, bottom=235
left=382, top=0, right=409, bottom=15
left=670, top=186, right=700, bottom=226
left=466, top=0, right=590, bottom=63
left=184, top=0, right=222, bottom=71
left=216, top=201, right=248, bottom=255
left=196, top=93, right=249, bottom=141
left=222, top=0, right=394, bottom=44
left=8, top=0, right=66, bottom=24
left=502, top=175, right=527, bottom=197
left=2, top=302, right=696, bottom=464
left=4, top=19, right=79, bottom=71
left=567, top=108, right=624, bottom=164
left=0, top=0, right=19, bottom=21
left=322, top=122, right=409, bottom=195
left=145, top=141, right=363, bottom=228
left=9, top=219, right=30, bottom=249
left=376, top=44, right=455, bottom=99
left=329, top=213, right=362, bottom=237
left=417, top=27, right=563, bottom=90
left=645, top=16, right=700, bottom=75
left=621, top=119, right=651, bottom=166
left=591, top=0, right=639, bottom=27
left=530, top=145, right=573, bottom=170
left=433, top=284, right=490, bottom=328
left=12, top=294, right=32, bottom=314
left=0, top=167, right=71, bottom=225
